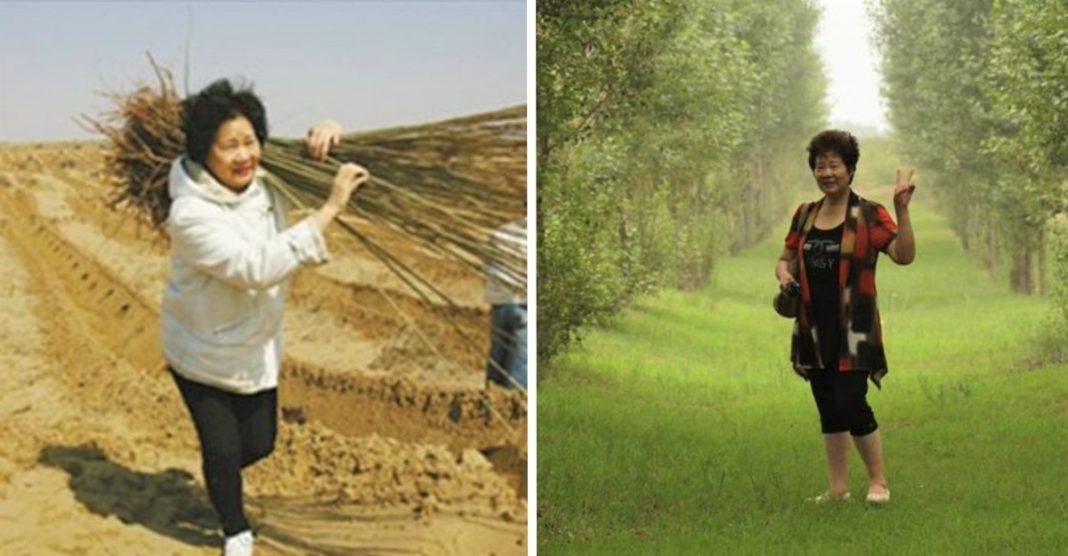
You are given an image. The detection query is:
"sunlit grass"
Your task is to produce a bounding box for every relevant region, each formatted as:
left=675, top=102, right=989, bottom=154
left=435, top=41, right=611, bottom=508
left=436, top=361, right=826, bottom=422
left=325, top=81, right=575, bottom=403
left=538, top=200, right=1068, bottom=554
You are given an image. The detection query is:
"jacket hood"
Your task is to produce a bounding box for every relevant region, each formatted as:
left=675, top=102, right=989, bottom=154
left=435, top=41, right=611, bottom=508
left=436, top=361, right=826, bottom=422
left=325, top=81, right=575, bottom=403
left=168, top=155, right=268, bottom=206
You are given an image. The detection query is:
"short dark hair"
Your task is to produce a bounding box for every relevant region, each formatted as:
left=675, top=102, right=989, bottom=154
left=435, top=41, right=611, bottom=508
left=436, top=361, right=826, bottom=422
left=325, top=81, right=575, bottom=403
left=807, top=130, right=859, bottom=183
left=182, top=79, right=268, bottom=165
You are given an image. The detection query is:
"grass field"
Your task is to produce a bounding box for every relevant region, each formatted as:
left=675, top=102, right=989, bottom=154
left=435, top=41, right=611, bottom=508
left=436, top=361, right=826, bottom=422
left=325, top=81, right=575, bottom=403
left=537, top=194, right=1068, bottom=554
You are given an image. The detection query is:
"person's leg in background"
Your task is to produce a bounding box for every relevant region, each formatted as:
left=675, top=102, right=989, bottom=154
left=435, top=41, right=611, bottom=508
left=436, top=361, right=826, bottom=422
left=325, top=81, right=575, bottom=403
left=503, top=303, right=527, bottom=389
left=486, top=303, right=527, bottom=389
left=486, top=304, right=512, bottom=388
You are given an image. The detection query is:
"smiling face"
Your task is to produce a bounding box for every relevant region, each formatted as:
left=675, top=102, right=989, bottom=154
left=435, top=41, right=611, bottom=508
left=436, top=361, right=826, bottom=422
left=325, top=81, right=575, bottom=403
left=205, top=116, right=261, bottom=191
left=812, top=150, right=853, bottom=199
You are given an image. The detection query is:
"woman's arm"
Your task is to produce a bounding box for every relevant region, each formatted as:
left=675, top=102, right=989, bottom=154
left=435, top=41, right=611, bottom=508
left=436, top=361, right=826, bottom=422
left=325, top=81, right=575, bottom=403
left=887, top=168, right=917, bottom=265
left=303, top=120, right=372, bottom=231
left=170, top=163, right=370, bottom=290
left=311, top=163, right=370, bottom=233
left=169, top=201, right=328, bottom=290
left=776, top=247, right=798, bottom=290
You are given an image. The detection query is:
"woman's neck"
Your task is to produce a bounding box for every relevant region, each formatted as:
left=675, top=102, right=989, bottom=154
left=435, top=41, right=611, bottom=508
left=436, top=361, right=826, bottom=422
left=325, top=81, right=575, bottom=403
left=823, top=188, right=851, bottom=208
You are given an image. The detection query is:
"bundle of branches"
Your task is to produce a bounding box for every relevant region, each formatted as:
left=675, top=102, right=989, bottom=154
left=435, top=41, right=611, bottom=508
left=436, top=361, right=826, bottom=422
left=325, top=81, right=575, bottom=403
left=262, top=107, right=527, bottom=298
left=83, top=58, right=525, bottom=291
left=82, top=58, right=185, bottom=228
left=83, top=58, right=527, bottom=391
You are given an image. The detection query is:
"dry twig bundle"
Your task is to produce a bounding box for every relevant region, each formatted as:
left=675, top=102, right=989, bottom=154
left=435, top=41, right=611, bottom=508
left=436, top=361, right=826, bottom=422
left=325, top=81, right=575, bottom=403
left=81, top=57, right=185, bottom=227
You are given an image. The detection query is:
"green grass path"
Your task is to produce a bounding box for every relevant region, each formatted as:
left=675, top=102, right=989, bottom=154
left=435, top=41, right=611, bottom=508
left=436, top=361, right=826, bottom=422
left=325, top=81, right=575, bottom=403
left=538, top=198, right=1068, bottom=554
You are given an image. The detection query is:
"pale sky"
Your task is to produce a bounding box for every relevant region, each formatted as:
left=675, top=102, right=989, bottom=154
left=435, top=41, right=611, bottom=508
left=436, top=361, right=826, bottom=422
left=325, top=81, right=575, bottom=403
left=0, top=1, right=525, bottom=141
left=814, top=0, right=888, bottom=134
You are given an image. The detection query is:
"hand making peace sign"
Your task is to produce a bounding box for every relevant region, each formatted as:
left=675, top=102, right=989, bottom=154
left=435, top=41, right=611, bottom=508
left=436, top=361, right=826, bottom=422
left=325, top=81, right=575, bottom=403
left=894, top=168, right=917, bottom=209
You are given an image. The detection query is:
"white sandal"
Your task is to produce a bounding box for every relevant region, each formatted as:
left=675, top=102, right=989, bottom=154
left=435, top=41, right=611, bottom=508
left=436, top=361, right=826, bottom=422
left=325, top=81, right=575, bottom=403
left=807, top=491, right=851, bottom=503
left=865, top=485, right=890, bottom=505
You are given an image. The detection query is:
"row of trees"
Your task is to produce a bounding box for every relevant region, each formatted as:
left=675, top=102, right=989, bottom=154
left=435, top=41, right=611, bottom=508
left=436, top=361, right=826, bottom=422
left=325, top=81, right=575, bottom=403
left=871, top=0, right=1068, bottom=298
left=537, top=0, right=827, bottom=364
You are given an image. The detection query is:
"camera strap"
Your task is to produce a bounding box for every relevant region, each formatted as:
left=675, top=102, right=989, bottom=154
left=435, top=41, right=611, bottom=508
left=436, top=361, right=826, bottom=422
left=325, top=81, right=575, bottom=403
left=796, top=201, right=814, bottom=236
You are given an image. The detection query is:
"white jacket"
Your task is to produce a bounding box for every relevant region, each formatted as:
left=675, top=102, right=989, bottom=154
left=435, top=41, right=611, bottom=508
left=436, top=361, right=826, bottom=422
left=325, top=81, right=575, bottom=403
left=161, top=157, right=329, bottom=393
left=484, top=219, right=527, bottom=305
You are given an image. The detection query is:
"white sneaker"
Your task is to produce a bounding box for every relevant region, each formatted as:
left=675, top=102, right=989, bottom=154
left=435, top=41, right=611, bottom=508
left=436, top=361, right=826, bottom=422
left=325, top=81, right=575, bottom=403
left=224, top=530, right=254, bottom=556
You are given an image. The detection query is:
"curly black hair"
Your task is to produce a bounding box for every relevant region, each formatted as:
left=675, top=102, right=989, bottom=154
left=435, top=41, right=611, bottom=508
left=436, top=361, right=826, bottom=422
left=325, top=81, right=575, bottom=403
left=807, top=130, right=859, bottom=184
left=181, top=79, right=268, bottom=165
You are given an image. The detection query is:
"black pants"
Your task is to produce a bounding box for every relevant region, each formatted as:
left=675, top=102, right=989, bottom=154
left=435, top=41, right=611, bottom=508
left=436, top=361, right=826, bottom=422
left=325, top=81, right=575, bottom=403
left=809, top=367, right=878, bottom=437
left=171, top=369, right=277, bottom=536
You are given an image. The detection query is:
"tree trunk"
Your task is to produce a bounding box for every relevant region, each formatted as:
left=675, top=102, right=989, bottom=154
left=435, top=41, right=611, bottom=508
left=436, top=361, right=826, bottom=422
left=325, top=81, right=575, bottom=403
left=959, top=202, right=973, bottom=253
left=1037, top=230, right=1046, bottom=296
left=988, top=223, right=999, bottom=284
left=1010, top=246, right=1032, bottom=294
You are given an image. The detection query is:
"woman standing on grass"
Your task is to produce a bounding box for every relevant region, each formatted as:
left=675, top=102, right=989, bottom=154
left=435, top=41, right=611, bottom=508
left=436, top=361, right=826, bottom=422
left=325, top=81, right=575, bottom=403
left=775, top=130, right=916, bottom=505
left=163, top=79, right=369, bottom=556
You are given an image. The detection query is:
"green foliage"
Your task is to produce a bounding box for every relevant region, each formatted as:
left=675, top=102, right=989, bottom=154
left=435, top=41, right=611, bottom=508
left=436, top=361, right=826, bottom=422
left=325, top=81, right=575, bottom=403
left=1034, top=210, right=1068, bottom=367
left=537, top=0, right=826, bottom=363
left=871, top=0, right=1068, bottom=297
left=985, top=0, right=1068, bottom=174
left=1046, top=214, right=1068, bottom=323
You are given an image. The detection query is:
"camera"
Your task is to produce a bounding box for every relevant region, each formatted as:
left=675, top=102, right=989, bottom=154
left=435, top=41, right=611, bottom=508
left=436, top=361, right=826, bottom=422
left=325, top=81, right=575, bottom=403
left=773, top=281, right=801, bottom=319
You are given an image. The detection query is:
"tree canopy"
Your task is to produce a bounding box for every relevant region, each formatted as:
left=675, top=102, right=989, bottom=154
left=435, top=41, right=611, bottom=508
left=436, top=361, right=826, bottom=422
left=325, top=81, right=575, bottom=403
left=537, top=0, right=826, bottom=364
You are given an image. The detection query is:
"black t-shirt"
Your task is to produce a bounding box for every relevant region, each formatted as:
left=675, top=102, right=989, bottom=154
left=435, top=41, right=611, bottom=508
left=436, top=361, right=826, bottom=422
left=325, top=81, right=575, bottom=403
left=804, top=223, right=843, bottom=366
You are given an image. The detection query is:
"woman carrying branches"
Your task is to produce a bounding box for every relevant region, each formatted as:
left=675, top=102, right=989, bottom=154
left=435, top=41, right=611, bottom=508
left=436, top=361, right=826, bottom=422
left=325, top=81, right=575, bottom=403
left=775, top=130, right=916, bottom=506
left=162, top=79, right=368, bottom=556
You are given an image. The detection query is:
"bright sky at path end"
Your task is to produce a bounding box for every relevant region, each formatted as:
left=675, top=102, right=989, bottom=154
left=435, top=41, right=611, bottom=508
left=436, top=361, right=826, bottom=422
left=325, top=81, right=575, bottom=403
left=814, top=0, right=889, bottom=136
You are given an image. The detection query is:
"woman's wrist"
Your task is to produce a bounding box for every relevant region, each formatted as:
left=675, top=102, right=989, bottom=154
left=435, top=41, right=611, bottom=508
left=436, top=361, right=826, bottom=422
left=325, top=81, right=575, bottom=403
left=776, top=261, right=790, bottom=281
left=323, top=201, right=344, bottom=216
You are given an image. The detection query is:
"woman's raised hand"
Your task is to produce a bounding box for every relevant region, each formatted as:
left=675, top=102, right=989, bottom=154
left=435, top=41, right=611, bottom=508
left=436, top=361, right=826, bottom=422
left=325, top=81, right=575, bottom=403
left=312, top=163, right=370, bottom=232
left=326, top=163, right=370, bottom=211
left=894, top=168, right=917, bottom=209
left=306, top=119, right=344, bottom=161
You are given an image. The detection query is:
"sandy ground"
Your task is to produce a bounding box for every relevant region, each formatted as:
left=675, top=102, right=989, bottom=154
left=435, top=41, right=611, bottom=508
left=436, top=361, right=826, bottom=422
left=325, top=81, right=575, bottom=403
left=0, top=142, right=526, bottom=555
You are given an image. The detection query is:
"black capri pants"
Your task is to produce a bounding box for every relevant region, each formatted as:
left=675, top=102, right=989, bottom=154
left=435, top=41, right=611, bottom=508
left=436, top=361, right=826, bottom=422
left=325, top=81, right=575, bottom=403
left=171, top=368, right=277, bottom=536
left=808, top=324, right=878, bottom=437
left=809, top=367, right=878, bottom=436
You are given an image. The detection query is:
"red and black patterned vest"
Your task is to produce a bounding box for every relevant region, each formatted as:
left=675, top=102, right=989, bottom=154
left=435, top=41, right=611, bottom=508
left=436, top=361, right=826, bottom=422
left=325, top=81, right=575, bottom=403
left=784, top=191, right=899, bottom=386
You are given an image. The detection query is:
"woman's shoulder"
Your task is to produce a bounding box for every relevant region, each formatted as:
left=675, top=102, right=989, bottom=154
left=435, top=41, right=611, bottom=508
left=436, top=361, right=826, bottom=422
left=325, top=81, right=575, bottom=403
left=853, top=196, right=896, bottom=228
left=167, top=195, right=227, bottom=227
left=856, top=195, right=891, bottom=215
left=793, top=199, right=821, bottom=217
